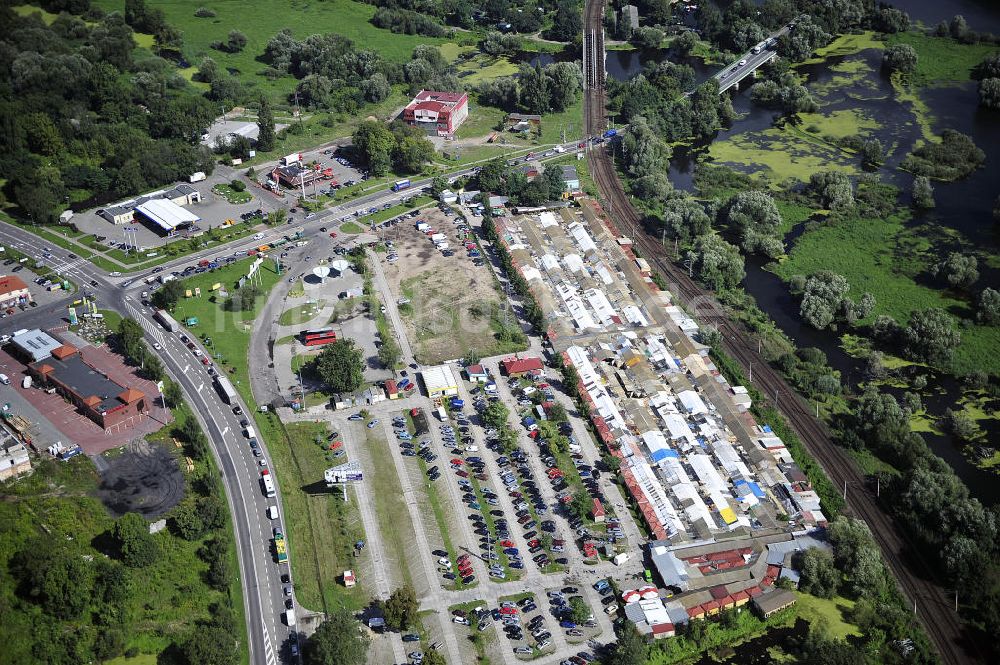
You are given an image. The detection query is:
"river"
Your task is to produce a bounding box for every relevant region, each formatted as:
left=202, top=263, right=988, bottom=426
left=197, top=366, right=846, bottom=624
left=586, top=3, right=1000, bottom=501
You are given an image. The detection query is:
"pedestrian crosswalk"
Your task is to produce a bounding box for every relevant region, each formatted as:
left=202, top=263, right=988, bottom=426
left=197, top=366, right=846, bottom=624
left=261, top=622, right=276, bottom=665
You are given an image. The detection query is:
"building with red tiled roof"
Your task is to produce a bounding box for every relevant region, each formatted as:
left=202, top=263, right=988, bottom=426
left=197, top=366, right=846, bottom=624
left=29, top=345, right=147, bottom=430
left=592, top=498, right=605, bottom=522
left=384, top=379, right=399, bottom=400
left=500, top=356, right=543, bottom=376
left=402, top=90, right=469, bottom=137
left=0, top=274, right=30, bottom=308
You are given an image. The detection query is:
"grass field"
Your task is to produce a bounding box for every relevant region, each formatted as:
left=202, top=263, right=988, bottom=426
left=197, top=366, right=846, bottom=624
left=341, top=221, right=365, bottom=234
left=364, top=427, right=418, bottom=588
left=886, top=31, right=998, bottom=87
left=169, top=257, right=282, bottom=405
left=278, top=299, right=327, bottom=326
left=793, top=593, right=860, bottom=641
left=92, top=0, right=453, bottom=104
left=257, top=417, right=368, bottom=613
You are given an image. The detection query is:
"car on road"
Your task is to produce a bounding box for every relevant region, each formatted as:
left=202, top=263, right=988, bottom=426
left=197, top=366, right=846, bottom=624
left=739, top=58, right=748, bottom=66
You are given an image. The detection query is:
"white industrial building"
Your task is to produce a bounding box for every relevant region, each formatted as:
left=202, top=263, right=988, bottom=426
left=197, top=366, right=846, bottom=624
left=420, top=364, right=459, bottom=398
left=134, top=199, right=200, bottom=235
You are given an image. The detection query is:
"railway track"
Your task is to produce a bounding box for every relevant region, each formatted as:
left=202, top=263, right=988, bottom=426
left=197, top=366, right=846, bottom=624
left=580, top=2, right=979, bottom=663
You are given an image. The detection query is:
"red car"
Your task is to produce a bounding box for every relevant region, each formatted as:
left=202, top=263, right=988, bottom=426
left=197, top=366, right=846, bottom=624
left=457, top=554, right=470, bottom=563
left=450, top=458, right=464, bottom=466
left=499, top=606, right=518, bottom=616
left=500, top=540, right=515, bottom=548
left=201, top=357, right=210, bottom=365
left=456, top=470, right=469, bottom=478
left=329, top=232, right=338, bottom=238
left=527, top=539, right=540, bottom=548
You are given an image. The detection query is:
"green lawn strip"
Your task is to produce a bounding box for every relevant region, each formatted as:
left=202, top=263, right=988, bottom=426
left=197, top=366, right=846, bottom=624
left=278, top=299, right=327, bottom=326
left=363, top=424, right=418, bottom=589
left=402, top=410, right=475, bottom=591
left=498, top=591, right=534, bottom=605
left=1, top=213, right=120, bottom=273
left=340, top=221, right=365, bottom=234
left=792, top=593, right=860, bottom=641
left=467, top=470, right=521, bottom=581
left=358, top=196, right=436, bottom=227
left=212, top=184, right=253, bottom=204
left=447, top=599, right=494, bottom=665
left=256, top=416, right=367, bottom=613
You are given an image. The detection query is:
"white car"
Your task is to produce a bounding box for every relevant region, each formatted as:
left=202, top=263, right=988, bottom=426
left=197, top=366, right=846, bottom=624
left=153, top=343, right=162, bottom=350
left=738, top=59, right=748, bottom=66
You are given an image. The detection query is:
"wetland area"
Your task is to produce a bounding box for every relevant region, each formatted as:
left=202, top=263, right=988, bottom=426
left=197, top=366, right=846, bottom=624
left=599, top=7, right=1000, bottom=499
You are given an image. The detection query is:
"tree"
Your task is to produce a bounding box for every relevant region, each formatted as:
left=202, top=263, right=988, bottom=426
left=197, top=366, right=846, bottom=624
left=421, top=650, right=446, bottom=665
left=911, top=175, right=935, bottom=209
left=482, top=400, right=510, bottom=430
left=932, top=252, right=978, bottom=289
left=377, top=336, right=400, bottom=368
left=621, top=116, right=672, bottom=179
left=393, top=134, right=434, bottom=173
left=429, top=175, right=449, bottom=198
left=117, top=317, right=145, bottom=362
left=352, top=120, right=395, bottom=177
left=976, top=287, right=1000, bottom=325
left=673, top=31, right=698, bottom=56
left=568, top=596, right=591, bottom=623
left=722, top=190, right=784, bottom=257
left=979, top=78, right=1000, bottom=110
left=608, top=623, right=647, bottom=665
left=571, top=491, right=592, bottom=522
left=809, top=171, right=854, bottom=211
left=362, top=73, right=391, bottom=103
left=173, top=499, right=206, bottom=540
left=689, top=234, right=745, bottom=291
left=631, top=26, right=664, bottom=49
left=542, top=165, right=565, bottom=201
left=875, top=8, right=911, bottom=33
left=112, top=512, right=159, bottom=568
left=179, top=624, right=239, bottom=665
left=856, top=387, right=909, bottom=434
left=312, top=340, right=364, bottom=392
left=227, top=30, right=247, bottom=52
left=151, top=279, right=184, bottom=310
left=883, top=44, right=917, bottom=74
left=797, top=547, right=840, bottom=598
left=12, top=165, right=67, bottom=224
left=12, top=538, right=94, bottom=619
left=256, top=96, right=276, bottom=152
left=544, top=62, right=583, bottom=112
left=660, top=197, right=710, bottom=243
left=800, top=271, right=851, bottom=330
left=901, top=309, right=961, bottom=365
left=164, top=380, right=184, bottom=408
left=267, top=209, right=287, bottom=226
left=384, top=585, right=419, bottom=631
left=860, top=138, right=884, bottom=166
left=548, top=0, right=582, bottom=42
left=305, top=610, right=369, bottom=665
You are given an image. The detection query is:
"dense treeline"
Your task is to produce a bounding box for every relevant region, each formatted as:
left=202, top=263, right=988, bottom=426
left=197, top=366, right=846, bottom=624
left=361, top=0, right=575, bottom=39
left=477, top=61, right=583, bottom=114
left=0, top=3, right=216, bottom=222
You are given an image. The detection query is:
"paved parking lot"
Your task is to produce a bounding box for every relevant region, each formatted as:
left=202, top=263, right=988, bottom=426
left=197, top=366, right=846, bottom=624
left=0, top=260, right=75, bottom=314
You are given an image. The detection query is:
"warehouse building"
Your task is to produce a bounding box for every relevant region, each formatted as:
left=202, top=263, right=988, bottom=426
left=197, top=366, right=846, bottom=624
left=420, top=364, right=459, bottom=398
left=402, top=90, right=469, bottom=137
left=28, top=343, right=147, bottom=430
left=134, top=198, right=200, bottom=236
left=97, top=184, right=200, bottom=226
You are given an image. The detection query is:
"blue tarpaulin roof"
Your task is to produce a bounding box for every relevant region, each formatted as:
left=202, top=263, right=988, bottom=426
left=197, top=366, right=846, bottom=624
left=651, top=448, right=680, bottom=462
left=762, top=425, right=773, bottom=433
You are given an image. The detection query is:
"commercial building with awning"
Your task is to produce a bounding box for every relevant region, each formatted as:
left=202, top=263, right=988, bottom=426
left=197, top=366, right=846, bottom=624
left=134, top=198, right=200, bottom=235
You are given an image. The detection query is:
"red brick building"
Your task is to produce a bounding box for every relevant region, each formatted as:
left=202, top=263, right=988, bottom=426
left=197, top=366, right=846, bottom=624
left=29, top=344, right=148, bottom=430
left=401, top=90, right=469, bottom=137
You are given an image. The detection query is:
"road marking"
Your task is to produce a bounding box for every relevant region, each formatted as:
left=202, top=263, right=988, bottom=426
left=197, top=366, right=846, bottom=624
left=222, top=426, right=230, bottom=435
left=197, top=382, right=204, bottom=392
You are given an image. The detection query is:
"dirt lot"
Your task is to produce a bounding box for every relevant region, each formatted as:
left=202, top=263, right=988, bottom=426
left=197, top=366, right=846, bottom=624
left=380, top=208, right=514, bottom=364
left=95, top=439, right=184, bottom=518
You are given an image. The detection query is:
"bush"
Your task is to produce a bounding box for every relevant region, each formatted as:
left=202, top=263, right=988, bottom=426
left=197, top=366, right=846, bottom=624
left=229, top=179, right=246, bottom=192
left=194, top=7, right=216, bottom=18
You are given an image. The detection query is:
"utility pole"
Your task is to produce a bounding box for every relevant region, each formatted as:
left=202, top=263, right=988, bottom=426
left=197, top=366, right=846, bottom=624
left=748, top=361, right=752, bottom=383
left=293, top=91, right=303, bottom=128
left=842, top=480, right=847, bottom=501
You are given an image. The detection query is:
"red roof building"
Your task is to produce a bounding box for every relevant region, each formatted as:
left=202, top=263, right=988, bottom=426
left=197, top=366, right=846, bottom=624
left=591, top=498, right=605, bottom=522
left=384, top=379, right=399, bottom=399
left=402, top=90, right=469, bottom=137
left=0, top=274, right=30, bottom=307
left=500, top=356, right=543, bottom=376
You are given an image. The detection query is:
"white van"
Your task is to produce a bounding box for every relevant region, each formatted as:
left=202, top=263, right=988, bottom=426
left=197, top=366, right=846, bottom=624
left=244, top=426, right=255, bottom=439
left=267, top=506, right=279, bottom=520
left=0, top=374, right=10, bottom=385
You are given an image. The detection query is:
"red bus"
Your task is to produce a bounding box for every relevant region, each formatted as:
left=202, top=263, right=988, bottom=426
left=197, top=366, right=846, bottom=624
left=301, top=328, right=337, bottom=346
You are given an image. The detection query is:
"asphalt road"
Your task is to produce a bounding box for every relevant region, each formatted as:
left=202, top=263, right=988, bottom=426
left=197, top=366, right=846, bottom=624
left=0, top=134, right=590, bottom=665
left=0, top=223, right=292, bottom=665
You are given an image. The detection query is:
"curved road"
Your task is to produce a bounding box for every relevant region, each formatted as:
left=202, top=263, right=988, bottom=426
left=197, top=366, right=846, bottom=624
left=581, top=1, right=981, bottom=663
